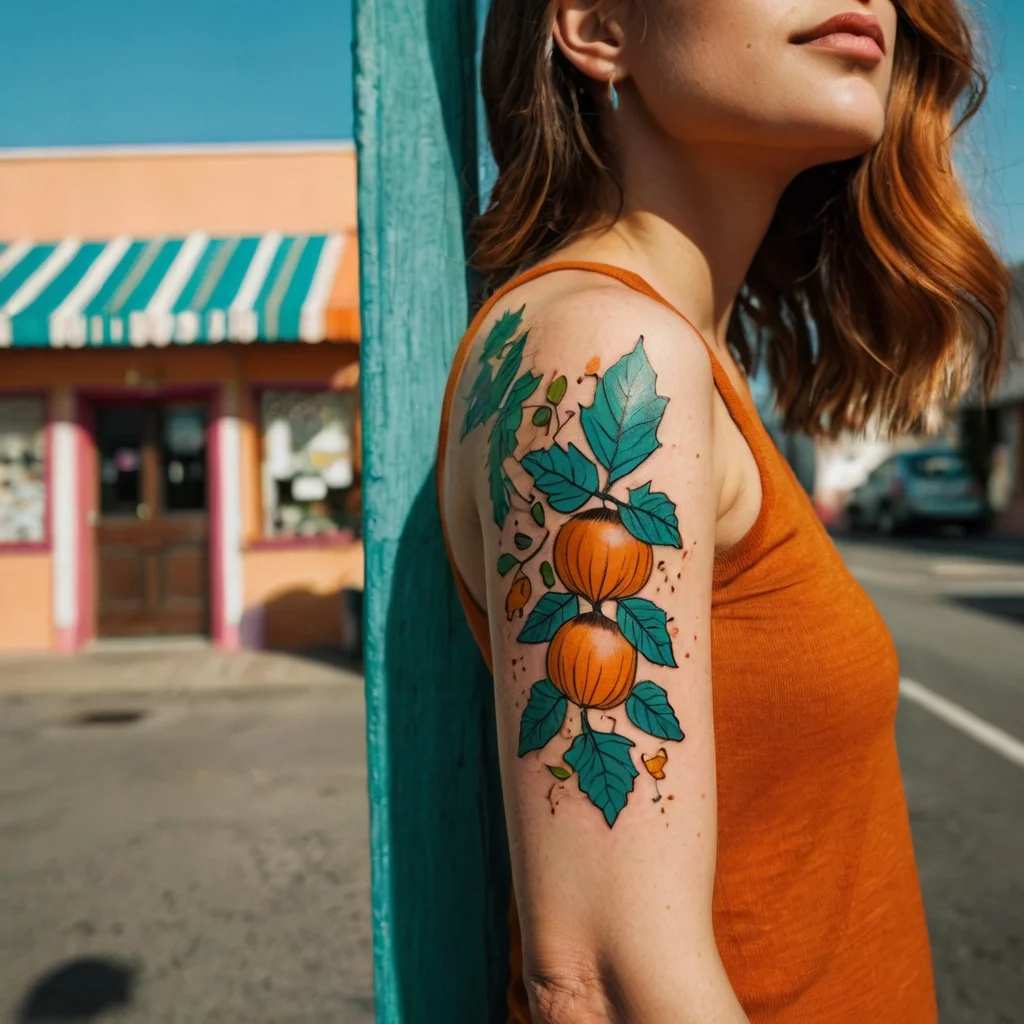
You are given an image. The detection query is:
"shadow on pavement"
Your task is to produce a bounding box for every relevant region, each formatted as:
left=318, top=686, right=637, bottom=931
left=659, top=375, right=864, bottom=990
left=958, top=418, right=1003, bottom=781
left=276, top=643, right=364, bottom=675
left=947, top=594, right=1024, bottom=627
left=16, top=956, right=137, bottom=1021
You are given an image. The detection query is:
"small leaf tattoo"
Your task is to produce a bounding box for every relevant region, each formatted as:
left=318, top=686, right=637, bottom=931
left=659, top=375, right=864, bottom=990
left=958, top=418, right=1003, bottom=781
left=642, top=747, right=668, bottom=802
left=506, top=574, right=532, bottom=621
left=642, top=747, right=668, bottom=780
left=547, top=375, right=568, bottom=404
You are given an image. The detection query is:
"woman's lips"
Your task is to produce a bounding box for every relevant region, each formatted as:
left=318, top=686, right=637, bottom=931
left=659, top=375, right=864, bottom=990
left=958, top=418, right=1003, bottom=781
left=801, top=31, right=885, bottom=63
left=792, top=12, right=887, bottom=66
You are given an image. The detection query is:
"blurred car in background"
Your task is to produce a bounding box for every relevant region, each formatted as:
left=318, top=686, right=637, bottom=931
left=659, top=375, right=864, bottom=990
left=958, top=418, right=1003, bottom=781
left=846, top=449, right=990, bottom=535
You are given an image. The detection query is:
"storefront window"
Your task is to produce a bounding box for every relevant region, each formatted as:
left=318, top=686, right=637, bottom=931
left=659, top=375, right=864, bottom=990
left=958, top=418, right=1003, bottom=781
left=260, top=390, right=360, bottom=540
left=0, top=396, right=46, bottom=544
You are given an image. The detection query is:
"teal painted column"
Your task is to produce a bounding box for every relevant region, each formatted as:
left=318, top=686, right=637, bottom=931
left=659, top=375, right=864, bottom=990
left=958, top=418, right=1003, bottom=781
left=354, top=0, right=510, bottom=1021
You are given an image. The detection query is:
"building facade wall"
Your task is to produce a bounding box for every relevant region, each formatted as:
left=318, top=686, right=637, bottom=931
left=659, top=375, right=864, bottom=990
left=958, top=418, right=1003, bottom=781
left=0, top=553, right=52, bottom=651
left=0, top=344, right=361, bottom=652
left=0, top=145, right=357, bottom=238
left=0, top=144, right=363, bottom=652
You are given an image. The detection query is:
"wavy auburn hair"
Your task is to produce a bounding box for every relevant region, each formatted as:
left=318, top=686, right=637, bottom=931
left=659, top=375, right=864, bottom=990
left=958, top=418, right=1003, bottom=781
left=474, top=0, right=1009, bottom=437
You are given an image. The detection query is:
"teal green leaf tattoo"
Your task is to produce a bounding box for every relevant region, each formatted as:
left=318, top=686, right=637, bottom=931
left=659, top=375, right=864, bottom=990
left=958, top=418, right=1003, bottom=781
left=521, top=443, right=599, bottom=513
left=463, top=363, right=497, bottom=437
left=497, top=553, right=519, bottom=576
left=460, top=302, right=540, bottom=526
left=489, top=426, right=517, bottom=525
left=565, top=714, right=638, bottom=827
left=518, top=592, right=579, bottom=644
left=540, top=561, right=556, bottom=588
left=503, top=367, right=544, bottom=411
left=580, top=337, right=668, bottom=485
left=518, top=680, right=568, bottom=756
left=619, top=482, right=682, bottom=548
left=532, top=406, right=552, bottom=427
left=490, top=335, right=530, bottom=413
left=626, top=681, right=684, bottom=742
left=488, top=369, right=542, bottom=525
left=464, top=310, right=528, bottom=434
left=617, top=597, right=677, bottom=668
left=481, top=304, right=525, bottom=363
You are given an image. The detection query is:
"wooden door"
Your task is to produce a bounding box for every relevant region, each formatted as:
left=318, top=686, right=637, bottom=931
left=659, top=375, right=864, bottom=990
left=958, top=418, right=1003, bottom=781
left=95, top=402, right=210, bottom=638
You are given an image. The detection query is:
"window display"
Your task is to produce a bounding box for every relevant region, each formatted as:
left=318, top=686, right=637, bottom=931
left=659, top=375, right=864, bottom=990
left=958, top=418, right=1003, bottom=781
left=260, top=390, right=359, bottom=540
left=0, top=396, right=46, bottom=544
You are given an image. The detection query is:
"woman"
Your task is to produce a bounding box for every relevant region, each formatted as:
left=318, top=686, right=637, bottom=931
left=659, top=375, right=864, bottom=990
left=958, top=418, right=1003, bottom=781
left=437, top=1, right=1008, bottom=1020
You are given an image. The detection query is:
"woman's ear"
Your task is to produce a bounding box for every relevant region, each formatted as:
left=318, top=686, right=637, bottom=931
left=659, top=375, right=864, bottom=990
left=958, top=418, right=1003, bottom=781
left=552, top=0, right=628, bottom=84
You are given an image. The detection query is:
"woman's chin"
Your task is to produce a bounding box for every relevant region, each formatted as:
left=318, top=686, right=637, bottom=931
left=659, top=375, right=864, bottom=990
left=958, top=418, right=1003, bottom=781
left=814, top=88, right=888, bottom=151
left=804, top=131, right=884, bottom=166
left=767, top=110, right=887, bottom=167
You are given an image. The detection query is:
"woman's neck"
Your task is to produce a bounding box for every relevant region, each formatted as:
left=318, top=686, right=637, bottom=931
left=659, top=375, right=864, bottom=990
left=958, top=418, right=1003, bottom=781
left=555, top=135, right=797, bottom=354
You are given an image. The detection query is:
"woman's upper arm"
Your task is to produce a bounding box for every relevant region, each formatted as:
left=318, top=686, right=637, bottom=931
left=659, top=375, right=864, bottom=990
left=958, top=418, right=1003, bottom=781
left=456, top=287, right=744, bottom=1021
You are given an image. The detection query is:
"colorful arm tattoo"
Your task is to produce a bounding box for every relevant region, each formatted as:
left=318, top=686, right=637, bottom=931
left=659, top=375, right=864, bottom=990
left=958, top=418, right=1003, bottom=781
left=462, top=306, right=686, bottom=827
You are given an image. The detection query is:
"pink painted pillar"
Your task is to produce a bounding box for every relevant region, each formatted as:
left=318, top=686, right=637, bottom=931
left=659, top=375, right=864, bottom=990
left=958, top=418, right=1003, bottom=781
left=50, top=384, right=80, bottom=651
left=210, top=380, right=244, bottom=650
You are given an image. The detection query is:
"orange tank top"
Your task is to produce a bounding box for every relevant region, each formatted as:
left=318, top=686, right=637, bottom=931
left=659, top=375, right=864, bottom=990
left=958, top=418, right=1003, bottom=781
left=437, top=262, right=937, bottom=1023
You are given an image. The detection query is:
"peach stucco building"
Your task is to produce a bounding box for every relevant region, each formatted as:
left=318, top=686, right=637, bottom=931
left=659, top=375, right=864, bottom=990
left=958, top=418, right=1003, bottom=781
left=0, top=144, right=363, bottom=652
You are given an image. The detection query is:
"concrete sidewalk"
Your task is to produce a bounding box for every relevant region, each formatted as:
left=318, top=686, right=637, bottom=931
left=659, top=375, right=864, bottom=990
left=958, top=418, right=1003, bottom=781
left=0, top=642, right=363, bottom=698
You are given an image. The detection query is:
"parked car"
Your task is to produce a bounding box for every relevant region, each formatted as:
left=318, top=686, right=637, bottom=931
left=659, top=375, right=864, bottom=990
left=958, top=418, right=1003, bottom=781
left=845, top=449, right=989, bottom=535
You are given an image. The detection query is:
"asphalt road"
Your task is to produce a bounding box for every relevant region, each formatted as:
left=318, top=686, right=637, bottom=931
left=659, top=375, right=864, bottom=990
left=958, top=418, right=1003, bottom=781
left=0, top=682, right=373, bottom=1024
left=0, top=535, right=1020, bottom=1023
left=838, top=533, right=1024, bottom=1024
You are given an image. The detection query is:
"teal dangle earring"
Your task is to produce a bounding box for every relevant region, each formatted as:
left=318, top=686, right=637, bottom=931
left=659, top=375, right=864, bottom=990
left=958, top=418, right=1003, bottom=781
left=608, top=76, right=620, bottom=112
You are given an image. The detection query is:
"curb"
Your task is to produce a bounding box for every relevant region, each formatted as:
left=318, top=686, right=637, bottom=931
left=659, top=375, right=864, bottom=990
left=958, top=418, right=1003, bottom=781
left=0, top=648, right=365, bottom=700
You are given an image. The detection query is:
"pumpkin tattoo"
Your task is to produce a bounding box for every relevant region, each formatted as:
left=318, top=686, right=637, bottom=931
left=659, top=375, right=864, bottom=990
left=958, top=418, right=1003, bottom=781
left=462, top=307, right=686, bottom=827
left=553, top=508, right=654, bottom=604
left=548, top=613, right=638, bottom=710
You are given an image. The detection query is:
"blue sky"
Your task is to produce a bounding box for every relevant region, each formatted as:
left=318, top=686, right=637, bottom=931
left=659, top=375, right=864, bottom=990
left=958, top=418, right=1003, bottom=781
left=0, top=0, right=1020, bottom=260
left=965, top=0, right=1024, bottom=264
left=0, top=0, right=354, bottom=145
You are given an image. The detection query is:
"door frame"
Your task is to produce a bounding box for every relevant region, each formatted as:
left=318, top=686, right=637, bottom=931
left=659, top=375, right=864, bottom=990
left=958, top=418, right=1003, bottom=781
left=76, top=385, right=227, bottom=648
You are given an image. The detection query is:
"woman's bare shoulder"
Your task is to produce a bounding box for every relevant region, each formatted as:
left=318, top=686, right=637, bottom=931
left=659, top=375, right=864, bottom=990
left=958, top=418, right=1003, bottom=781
left=466, top=271, right=714, bottom=391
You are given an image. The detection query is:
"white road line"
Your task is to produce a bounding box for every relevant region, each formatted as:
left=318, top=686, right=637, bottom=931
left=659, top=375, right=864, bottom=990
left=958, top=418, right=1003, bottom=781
left=930, top=561, right=1023, bottom=577
left=900, top=678, right=1024, bottom=769
left=852, top=563, right=1024, bottom=597
left=941, top=582, right=1024, bottom=597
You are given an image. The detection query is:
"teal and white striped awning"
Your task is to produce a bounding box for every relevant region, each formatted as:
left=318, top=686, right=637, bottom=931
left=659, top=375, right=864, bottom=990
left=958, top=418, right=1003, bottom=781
left=0, top=232, right=359, bottom=348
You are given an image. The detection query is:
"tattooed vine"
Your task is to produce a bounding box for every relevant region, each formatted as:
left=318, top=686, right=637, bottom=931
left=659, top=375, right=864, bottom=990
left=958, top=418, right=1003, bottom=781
left=462, top=307, right=686, bottom=827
